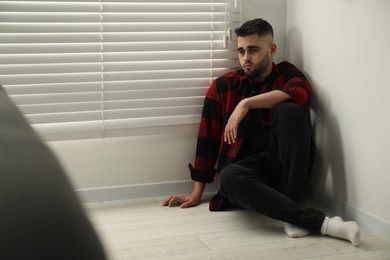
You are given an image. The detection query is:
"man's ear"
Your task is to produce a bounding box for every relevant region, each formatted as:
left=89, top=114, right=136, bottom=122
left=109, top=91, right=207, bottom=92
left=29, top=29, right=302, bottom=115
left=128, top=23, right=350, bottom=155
left=270, top=42, right=277, bottom=56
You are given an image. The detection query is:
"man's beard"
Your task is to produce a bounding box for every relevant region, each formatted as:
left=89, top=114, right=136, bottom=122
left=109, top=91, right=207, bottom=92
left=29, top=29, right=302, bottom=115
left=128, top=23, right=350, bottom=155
left=242, top=53, right=269, bottom=79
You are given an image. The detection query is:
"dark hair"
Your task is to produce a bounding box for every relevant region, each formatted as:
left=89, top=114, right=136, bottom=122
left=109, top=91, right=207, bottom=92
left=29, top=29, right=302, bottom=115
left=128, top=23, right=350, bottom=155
left=235, top=18, right=274, bottom=38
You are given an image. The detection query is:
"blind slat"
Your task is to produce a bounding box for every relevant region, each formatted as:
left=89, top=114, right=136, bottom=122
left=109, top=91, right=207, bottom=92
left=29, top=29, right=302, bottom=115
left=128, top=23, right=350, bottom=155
left=0, top=22, right=236, bottom=33
left=104, top=114, right=201, bottom=130
left=105, top=105, right=203, bottom=120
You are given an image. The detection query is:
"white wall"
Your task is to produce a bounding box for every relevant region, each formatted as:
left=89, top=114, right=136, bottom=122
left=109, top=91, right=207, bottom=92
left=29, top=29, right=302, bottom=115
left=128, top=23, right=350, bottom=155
left=48, top=0, right=289, bottom=201
left=286, top=0, right=390, bottom=240
left=48, top=125, right=200, bottom=193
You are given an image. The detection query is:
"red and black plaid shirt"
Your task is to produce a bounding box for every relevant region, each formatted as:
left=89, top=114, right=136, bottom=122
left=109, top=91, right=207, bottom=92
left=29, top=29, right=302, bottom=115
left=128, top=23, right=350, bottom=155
left=189, top=61, right=311, bottom=183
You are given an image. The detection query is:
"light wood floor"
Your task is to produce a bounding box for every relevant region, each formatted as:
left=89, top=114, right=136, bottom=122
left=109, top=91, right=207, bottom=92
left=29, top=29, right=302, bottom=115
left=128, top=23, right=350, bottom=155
left=85, top=194, right=390, bottom=260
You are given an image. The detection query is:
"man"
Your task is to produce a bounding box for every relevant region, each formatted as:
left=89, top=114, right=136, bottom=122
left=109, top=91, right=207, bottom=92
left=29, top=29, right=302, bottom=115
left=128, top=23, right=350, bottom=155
left=163, top=18, right=360, bottom=246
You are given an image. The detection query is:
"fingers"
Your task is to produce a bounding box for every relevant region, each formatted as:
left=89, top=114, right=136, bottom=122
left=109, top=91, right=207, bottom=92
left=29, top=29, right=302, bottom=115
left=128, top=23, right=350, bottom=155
left=161, top=197, right=172, bottom=206
left=162, top=195, right=199, bottom=208
left=224, top=120, right=237, bottom=145
left=229, top=127, right=237, bottom=144
left=180, top=199, right=198, bottom=208
left=224, top=102, right=249, bottom=144
left=162, top=196, right=183, bottom=207
left=180, top=201, right=191, bottom=208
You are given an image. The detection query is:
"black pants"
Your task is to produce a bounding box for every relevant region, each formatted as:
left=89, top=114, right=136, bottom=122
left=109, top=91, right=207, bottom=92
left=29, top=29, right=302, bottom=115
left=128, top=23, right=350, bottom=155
left=219, top=102, right=325, bottom=232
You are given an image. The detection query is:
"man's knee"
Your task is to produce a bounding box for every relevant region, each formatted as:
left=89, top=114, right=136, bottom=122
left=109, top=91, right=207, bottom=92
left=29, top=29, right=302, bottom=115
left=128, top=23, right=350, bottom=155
left=273, top=102, right=303, bottom=123
left=272, top=102, right=310, bottom=132
left=219, top=164, right=238, bottom=190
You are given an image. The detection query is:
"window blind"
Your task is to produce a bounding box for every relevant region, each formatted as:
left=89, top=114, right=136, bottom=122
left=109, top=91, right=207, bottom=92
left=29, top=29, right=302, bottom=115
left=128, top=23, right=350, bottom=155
left=0, top=0, right=241, bottom=140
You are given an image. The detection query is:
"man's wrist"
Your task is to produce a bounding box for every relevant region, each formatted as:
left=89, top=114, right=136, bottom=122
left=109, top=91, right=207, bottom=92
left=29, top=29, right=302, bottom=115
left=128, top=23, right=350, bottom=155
left=240, top=98, right=252, bottom=109
left=192, top=181, right=206, bottom=197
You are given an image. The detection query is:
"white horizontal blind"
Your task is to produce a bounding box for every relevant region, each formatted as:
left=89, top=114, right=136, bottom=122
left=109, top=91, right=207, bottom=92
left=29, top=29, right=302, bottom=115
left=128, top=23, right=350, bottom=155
left=0, top=0, right=241, bottom=140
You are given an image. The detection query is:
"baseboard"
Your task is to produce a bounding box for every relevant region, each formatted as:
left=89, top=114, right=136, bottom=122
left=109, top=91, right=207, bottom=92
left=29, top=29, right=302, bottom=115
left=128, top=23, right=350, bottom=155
left=76, top=180, right=218, bottom=204
left=308, top=187, right=390, bottom=242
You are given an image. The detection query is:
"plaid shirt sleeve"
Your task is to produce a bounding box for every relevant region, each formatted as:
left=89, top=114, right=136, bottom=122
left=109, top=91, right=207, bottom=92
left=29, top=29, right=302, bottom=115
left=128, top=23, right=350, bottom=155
left=274, top=61, right=311, bottom=106
left=189, top=79, right=223, bottom=183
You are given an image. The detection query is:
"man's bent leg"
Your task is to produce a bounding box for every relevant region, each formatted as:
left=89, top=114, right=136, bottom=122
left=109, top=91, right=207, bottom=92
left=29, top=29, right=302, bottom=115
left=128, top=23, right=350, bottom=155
left=269, top=102, right=312, bottom=203
left=268, top=102, right=312, bottom=236
left=219, top=155, right=325, bottom=233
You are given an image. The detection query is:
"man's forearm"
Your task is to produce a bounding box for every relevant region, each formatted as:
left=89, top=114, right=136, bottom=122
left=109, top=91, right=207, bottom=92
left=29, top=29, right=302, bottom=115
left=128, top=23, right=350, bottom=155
left=192, top=181, right=207, bottom=198
left=242, top=90, right=291, bottom=109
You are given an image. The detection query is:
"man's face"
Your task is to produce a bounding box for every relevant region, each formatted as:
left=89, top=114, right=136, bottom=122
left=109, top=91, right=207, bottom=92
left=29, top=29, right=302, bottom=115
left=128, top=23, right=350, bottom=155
left=237, top=34, right=276, bottom=81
